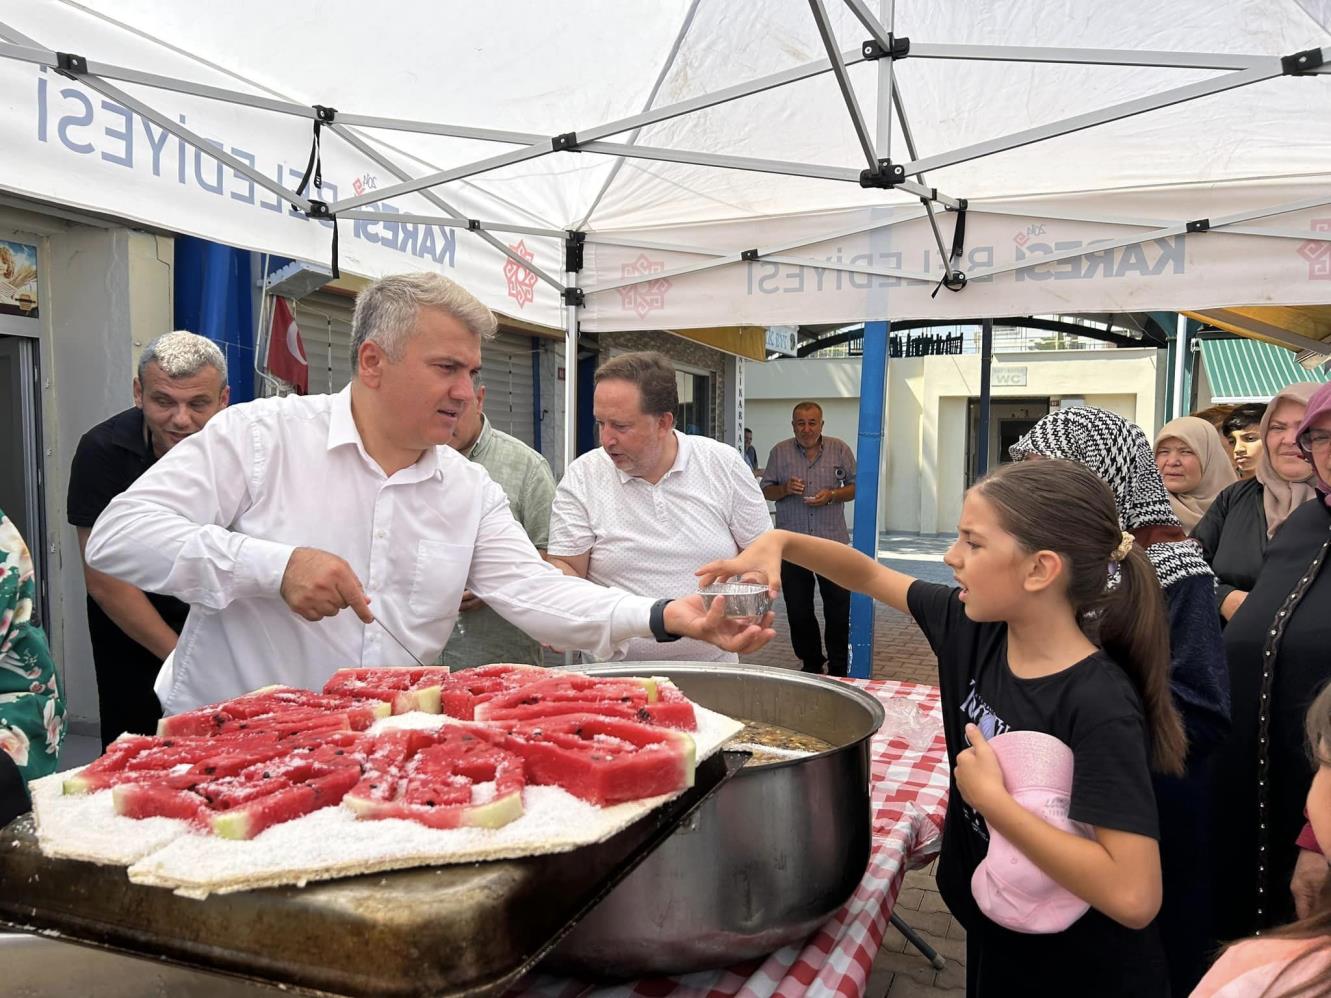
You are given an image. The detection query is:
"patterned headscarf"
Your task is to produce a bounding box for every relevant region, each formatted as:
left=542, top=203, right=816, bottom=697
left=1009, top=406, right=1215, bottom=589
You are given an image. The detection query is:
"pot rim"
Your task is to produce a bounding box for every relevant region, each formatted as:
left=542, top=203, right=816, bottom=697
left=565, top=661, right=887, bottom=772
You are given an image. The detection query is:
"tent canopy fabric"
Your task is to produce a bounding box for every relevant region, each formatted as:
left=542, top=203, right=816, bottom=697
left=1197, top=336, right=1331, bottom=403
left=1, top=1, right=1329, bottom=332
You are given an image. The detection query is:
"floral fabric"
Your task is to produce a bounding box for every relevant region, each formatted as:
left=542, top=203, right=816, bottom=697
left=0, top=509, right=65, bottom=779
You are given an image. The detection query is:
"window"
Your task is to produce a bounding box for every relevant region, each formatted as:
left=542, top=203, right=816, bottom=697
left=676, top=369, right=711, bottom=437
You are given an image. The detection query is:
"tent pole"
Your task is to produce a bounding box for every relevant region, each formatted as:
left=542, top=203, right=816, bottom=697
left=1173, top=313, right=1190, bottom=419
left=848, top=0, right=896, bottom=681
left=851, top=321, right=888, bottom=678
left=564, top=276, right=579, bottom=473
left=977, top=319, right=994, bottom=477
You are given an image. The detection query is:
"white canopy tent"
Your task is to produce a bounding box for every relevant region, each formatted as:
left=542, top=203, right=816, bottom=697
left=2, top=0, right=1329, bottom=671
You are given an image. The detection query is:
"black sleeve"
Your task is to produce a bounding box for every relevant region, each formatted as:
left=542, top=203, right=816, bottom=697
left=905, top=579, right=964, bottom=656
left=1068, top=713, right=1159, bottom=839
left=66, top=429, right=119, bottom=528
left=1191, top=484, right=1232, bottom=563
left=0, top=752, right=31, bottom=829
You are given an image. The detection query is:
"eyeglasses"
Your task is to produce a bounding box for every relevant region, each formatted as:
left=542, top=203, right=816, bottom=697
left=1298, top=428, right=1331, bottom=453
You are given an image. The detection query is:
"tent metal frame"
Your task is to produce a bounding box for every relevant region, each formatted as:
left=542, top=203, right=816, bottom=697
left=2, top=4, right=1328, bottom=676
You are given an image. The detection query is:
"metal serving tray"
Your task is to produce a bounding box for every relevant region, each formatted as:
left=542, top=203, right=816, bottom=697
left=0, top=751, right=743, bottom=998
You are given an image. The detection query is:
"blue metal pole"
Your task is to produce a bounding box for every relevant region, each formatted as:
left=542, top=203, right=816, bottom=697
left=849, top=319, right=889, bottom=678
left=976, top=319, right=994, bottom=478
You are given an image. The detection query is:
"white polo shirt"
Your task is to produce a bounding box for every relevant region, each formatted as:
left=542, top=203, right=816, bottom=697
left=548, top=432, right=773, bottom=662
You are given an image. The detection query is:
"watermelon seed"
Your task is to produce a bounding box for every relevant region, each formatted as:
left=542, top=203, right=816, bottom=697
left=262, top=771, right=272, bottom=779
left=203, top=766, right=216, bottom=775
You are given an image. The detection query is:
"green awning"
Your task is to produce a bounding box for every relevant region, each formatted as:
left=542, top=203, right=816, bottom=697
left=1198, top=337, right=1331, bottom=403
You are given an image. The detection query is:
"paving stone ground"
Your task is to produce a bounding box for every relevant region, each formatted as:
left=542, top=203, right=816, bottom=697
left=743, top=534, right=962, bottom=997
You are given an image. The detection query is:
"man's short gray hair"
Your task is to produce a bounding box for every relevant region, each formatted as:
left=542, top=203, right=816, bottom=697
left=137, top=331, right=228, bottom=388
left=351, top=272, right=497, bottom=363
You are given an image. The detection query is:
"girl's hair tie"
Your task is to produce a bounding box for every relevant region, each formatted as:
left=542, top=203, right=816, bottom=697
left=1111, top=531, right=1135, bottom=562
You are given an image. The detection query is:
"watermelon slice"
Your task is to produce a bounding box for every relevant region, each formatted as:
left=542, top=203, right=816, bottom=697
left=436, top=663, right=551, bottom=720
left=212, top=766, right=363, bottom=840
left=506, top=714, right=696, bottom=806
left=344, top=727, right=525, bottom=829
left=322, top=667, right=453, bottom=714
left=158, top=686, right=389, bottom=737
left=473, top=675, right=696, bottom=730
left=112, top=783, right=209, bottom=822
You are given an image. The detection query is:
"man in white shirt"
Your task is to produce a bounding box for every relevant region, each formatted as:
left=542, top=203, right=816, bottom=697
left=86, top=275, right=772, bottom=713
left=547, top=352, right=773, bottom=662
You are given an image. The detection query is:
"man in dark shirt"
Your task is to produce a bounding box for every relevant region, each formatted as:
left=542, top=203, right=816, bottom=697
left=760, top=401, right=856, bottom=675
left=67, top=331, right=229, bottom=748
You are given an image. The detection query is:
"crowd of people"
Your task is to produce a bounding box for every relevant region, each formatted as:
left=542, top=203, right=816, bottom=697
left=1, top=268, right=1330, bottom=997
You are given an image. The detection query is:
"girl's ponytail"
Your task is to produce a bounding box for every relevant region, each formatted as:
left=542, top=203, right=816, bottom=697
left=1097, top=543, right=1187, bottom=776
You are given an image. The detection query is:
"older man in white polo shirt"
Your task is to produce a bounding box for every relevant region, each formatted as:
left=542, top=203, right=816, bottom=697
left=548, top=352, right=772, bottom=662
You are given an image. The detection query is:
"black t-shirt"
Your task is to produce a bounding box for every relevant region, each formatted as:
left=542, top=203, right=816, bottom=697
left=907, top=580, right=1168, bottom=997
left=67, top=407, right=190, bottom=657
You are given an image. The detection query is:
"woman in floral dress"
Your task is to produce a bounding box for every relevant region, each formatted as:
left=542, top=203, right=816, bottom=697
left=0, top=507, right=66, bottom=823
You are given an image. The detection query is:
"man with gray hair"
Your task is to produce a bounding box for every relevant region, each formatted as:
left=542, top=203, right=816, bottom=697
left=68, top=330, right=229, bottom=747
left=86, top=273, right=772, bottom=713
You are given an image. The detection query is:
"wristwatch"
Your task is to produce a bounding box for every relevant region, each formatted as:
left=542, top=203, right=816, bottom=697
left=649, top=598, right=681, bottom=643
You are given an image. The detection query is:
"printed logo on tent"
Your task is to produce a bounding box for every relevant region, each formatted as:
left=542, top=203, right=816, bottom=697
left=617, top=254, right=671, bottom=319
left=504, top=240, right=538, bottom=308
left=1297, top=220, right=1331, bottom=281
left=352, top=173, right=379, bottom=197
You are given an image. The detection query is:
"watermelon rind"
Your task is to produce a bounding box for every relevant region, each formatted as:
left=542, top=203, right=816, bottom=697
left=210, top=809, right=254, bottom=840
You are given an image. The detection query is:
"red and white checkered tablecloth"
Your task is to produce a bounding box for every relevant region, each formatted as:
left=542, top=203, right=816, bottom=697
left=513, top=678, right=951, bottom=998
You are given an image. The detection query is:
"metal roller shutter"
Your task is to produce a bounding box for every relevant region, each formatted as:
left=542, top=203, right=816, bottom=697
left=481, top=329, right=537, bottom=448
left=290, top=291, right=356, bottom=395
left=278, top=300, right=537, bottom=449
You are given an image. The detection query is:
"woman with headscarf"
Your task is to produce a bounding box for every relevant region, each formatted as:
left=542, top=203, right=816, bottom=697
left=1009, top=406, right=1229, bottom=997
left=1155, top=415, right=1237, bottom=534
left=0, top=508, right=66, bottom=827
left=1210, top=382, right=1331, bottom=944
left=1193, top=383, right=1322, bottom=622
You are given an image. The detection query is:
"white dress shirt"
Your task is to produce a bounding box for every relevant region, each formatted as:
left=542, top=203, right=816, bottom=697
left=547, top=431, right=772, bottom=662
left=86, top=387, right=656, bottom=713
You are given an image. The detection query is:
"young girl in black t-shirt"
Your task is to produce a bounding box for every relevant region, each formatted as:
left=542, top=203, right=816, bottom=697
left=700, top=460, right=1186, bottom=998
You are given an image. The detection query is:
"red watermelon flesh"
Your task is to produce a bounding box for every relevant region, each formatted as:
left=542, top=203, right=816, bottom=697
left=506, top=714, right=696, bottom=806
left=437, top=663, right=551, bottom=720
left=322, top=667, right=453, bottom=714
left=111, top=783, right=209, bottom=823
left=158, top=689, right=387, bottom=737
left=211, top=766, right=363, bottom=840
left=345, top=727, right=525, bottom=829
left=474, top=675, right=697, bottom=730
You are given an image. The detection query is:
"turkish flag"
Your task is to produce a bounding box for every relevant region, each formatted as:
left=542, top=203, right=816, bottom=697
left=266, top=296, right=309, bottom=394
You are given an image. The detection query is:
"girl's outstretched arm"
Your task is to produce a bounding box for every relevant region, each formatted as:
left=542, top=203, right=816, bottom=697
left=698, top=529, right=918, bottom=614
left=956, top=724, right=1163, bottom=930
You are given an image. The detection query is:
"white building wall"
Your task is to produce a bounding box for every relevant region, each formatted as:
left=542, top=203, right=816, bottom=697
left=746, top=348, right=1163, bottom=537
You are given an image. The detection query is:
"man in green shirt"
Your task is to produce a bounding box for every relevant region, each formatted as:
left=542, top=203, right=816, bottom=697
left=441, top=385, right=556, bottom=669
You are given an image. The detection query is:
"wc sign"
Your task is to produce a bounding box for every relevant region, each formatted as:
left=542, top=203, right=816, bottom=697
left=992, top=366, right=1028, bottom=387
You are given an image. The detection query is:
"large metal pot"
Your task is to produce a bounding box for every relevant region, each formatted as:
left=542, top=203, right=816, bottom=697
left=547, top=662, right=885, bottom=978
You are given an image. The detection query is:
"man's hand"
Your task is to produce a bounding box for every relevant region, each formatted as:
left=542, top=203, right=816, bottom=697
left=280, top=547, right=373, bottom=623
left=786, top=476, right=806, bottom=496
left=1291, top=848, right=1329, bottom=919
left=459, top=590, right=485, bottom=613
left=955, top=724, right=1009, bottom=816
left=1221, top=590, right=1249, bottom=621
left=804, top=488, right=835, bottom=507
left=662, top=595, right=775, bottom=654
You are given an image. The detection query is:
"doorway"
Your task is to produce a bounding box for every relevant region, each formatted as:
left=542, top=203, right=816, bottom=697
left=0, top=335, right=48, bottom=625
left=965, top=396, right=1051, bottom=487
